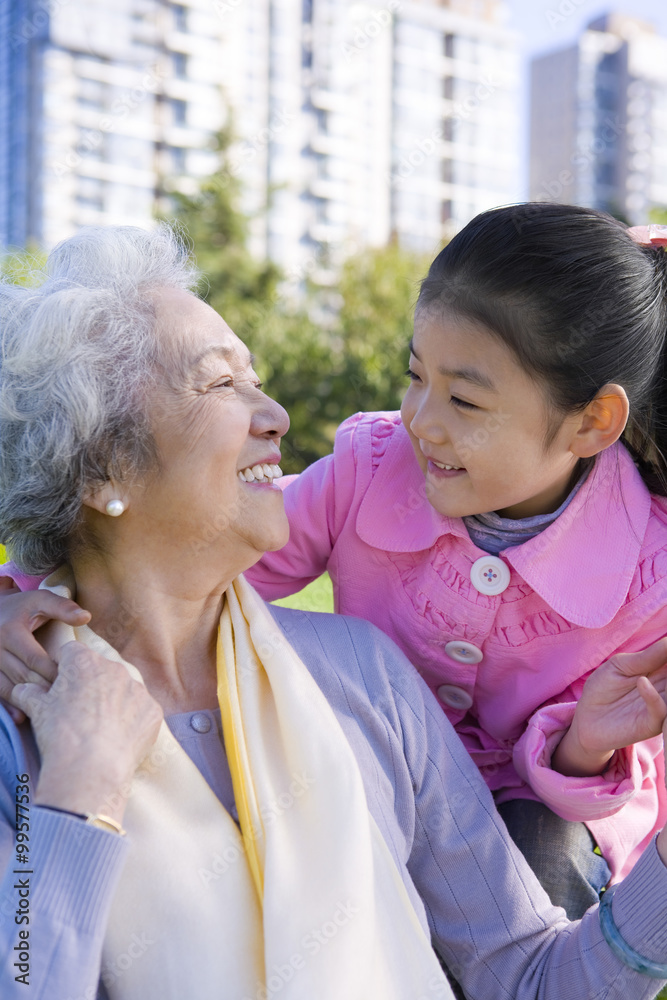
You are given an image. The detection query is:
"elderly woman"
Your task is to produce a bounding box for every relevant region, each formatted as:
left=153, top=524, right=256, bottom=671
left=0, top=226, right=666, bottom=1000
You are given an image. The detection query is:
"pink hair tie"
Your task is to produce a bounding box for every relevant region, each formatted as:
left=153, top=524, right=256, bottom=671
left=627, top=224, right=667, bottom=247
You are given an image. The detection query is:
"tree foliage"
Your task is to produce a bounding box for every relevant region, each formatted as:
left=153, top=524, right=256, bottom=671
left=0, top=247, right=47, bottom=287
left=335, top=243, right=430, bottom=415
left=167, top=132, right=433, bottom=471
left=649, top=207, right=667, bottom=226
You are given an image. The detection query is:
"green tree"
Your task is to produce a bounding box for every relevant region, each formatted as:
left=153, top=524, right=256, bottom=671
left=166, top=132, right=339, bottom=470
left=0, top=247, right=46, bottom=286
left=168, top=131, right=434, bottom=471
left=649, top=206, right=667, bottom=225
left=334, top=242, right=431, bottom=414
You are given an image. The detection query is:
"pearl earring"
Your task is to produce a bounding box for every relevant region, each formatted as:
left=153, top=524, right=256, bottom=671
left=105, top=499, right=125, bottom=517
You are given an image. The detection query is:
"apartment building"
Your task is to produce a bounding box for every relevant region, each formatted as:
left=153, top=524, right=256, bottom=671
left=530, top=14, right=667, bottom=222
left=1, top=0, right=228, bottom=249
left=1, top=0, right=520, bottom=275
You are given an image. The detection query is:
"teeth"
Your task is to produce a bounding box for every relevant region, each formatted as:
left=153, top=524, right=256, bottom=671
left=434, top=461, right=461, bottom=471
left=237, top=463, right=283, bottom=483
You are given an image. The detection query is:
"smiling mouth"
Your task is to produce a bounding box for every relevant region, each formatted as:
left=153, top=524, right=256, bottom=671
left=431, top=461, right=464, bottom=471
left=237, top=463, right=283, bottom=483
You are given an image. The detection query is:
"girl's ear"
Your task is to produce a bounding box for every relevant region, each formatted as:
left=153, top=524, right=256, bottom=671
left=569, top=384, right=629, bottom=458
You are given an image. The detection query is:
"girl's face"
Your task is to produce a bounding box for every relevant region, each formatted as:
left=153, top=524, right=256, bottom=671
left=401, top=310, right=585, bottom=520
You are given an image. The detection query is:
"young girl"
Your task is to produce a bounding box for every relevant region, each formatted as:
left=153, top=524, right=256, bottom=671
left=1, top=205, right=667, bottom=926
left=246, top=203, right=667, bottom=919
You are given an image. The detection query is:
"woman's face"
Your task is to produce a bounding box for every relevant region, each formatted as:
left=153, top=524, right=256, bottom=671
left=134, top=289, right=290, bottom=565
left=400, top=309, right=583, bottom=520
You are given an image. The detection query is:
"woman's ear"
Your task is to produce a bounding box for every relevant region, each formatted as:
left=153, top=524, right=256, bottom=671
left=82, top=482, right=128, bottom=517
left=569, top=384, right=629, bottom=459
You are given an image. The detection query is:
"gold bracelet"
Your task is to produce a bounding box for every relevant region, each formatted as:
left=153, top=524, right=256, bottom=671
left=85, top=813, right=126, bottom=836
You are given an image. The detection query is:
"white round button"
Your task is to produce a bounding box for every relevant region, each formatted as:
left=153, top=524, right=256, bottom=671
left=470, top=555, right=511, bottom=596
left=444, top=640, right=483, bottom=665
left=437, top=684, right=474, bottom=711
left=190, top=712, right=212, bottom=734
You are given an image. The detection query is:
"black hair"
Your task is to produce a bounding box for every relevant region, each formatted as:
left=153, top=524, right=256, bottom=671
left=417, top=203, right=667, bottom=495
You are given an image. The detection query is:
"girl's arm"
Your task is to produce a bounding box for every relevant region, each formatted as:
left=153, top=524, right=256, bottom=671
left=514, top=639, right=667, bottom=816
left=245, top=463, right=338, bottom=600
left=0, top=586, right=91, bottom=713
left=511, top=641, right=667, bottom=879
left=552, top=639, right=667, bottom=777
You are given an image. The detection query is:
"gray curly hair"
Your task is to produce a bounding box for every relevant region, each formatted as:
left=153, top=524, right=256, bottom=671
left=0, top=224, right=200, bottom=574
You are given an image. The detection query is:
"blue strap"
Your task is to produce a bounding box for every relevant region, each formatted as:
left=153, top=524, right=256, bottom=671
left=599, top=885, right=667, bottom=979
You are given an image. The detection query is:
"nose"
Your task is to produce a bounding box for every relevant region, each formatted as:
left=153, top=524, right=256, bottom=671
left=251, top=391, right=290, bottom=441
left=408, top=390, right=447, bottom=445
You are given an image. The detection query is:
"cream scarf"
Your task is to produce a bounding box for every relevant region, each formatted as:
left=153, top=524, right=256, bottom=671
left=39, top=567, right=452, bottom=999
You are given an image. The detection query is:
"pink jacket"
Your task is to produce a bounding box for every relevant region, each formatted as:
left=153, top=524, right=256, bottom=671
left=247, top=411, right=667, bottom=881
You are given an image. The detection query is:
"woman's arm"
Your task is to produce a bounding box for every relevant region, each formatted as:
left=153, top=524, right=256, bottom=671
left=0, top=642, right=162, bottom=998
left=392, top=649, right=667, bottom=1000
left=0, top=797, right=128, bottom=999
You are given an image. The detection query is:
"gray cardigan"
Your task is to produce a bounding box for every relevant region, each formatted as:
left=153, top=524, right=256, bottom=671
left=1, top=604, right=666, bottom=999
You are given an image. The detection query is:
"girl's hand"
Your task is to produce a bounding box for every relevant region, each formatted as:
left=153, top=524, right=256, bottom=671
left=553, top=638, right=667, bottom=777
left=11, top=641, right=162, bottom=824
left=0, top=584, right=91, bottom=723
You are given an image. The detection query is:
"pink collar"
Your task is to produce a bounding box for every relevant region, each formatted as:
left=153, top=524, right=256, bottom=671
left=355, top=423, right=465, bottom=552
left=505, top=444, right=650, bottom=627
left=356, top=426, right=651, bottom=628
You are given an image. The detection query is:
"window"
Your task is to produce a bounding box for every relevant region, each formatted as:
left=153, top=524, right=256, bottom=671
left=444, top=33, right=454, bottom=58
left=172, top=99, right=187, bottom=126
left=77, top=128, right=105, bottom=160
left=595, top=161, right=616, bottom=187
left=173, top=52, right=187, bottom=79
left=78, top=78, right=106, bottom=109
left=111, top=135, right=151, bottom=170
left=441, top=158, right=453, bottom=183
left=76, top=177, right=105, bottom=211
left=441, top=200, right=452, bottom=223
left=443, top=77, right=454, bottom=100
left=171, top=146, right=187, bottom=173
left=173, top=4, right=187, bottom=31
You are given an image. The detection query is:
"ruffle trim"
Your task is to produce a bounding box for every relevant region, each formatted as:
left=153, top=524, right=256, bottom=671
left=367, top=412, right=403, bottom=476
left=389, top=538, right=667, bottom=646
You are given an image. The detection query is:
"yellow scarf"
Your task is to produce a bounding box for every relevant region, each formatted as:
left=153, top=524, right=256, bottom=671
left=40, top=568, right=451, bottom=999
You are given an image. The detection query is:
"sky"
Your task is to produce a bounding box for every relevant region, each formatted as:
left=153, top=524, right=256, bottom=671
left=502, top=0, right=667, bottom=196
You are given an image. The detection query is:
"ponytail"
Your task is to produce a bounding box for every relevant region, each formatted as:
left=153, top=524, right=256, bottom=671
left=617, top=244, right=667, bottom=496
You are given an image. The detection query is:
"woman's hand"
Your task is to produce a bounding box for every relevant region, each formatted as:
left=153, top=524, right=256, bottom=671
left=553, top=638, right=667, bottom=777
left=658, top=717, right=667, bottom=868
left=0, top=584, right=91, bottom=723
left=11, top=641, right=163, bottom=824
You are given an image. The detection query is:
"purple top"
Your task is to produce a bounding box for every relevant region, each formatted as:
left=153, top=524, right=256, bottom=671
left=1, top=604, right=667, bottom=1000
left=463, top=463, right=592, bottom=555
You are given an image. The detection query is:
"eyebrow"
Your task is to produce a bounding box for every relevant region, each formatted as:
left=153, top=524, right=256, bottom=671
left=189, top=344, right=256, bottom=371
left=408, top=338, right=497, bottom=392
